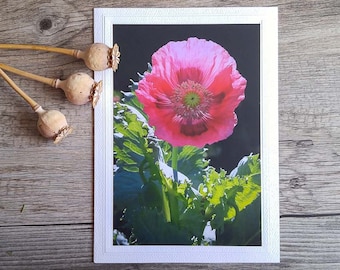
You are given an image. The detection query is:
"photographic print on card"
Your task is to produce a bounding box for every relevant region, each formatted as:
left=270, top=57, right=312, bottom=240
left=113, top=23, right=260, bottom=246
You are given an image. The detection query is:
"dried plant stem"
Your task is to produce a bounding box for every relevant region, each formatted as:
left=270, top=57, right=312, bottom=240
left=0, top=63, right=55, bottom=87
left=0, top=68, right=40, bottom=111
left=0, top=43, right=78, bottom=57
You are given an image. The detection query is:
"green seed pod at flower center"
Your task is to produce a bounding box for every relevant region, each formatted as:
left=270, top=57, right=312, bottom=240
left=184, top=91, right=201, bottom=108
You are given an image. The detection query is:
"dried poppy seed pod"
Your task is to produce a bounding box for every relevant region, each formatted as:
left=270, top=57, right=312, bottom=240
left=54, top=73, right=103, bottom=107
left=0, top=63, right=103, bottom=107
left=0, top=68, right=72, bottom=143
left=76, top=43, right=120, bottom=71
left=0, top=43, right=120, bottom=71
left=35, top=106, right=72, bottom=144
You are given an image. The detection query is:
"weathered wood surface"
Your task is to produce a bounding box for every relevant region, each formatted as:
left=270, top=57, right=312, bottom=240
left=0, top=0, right=339, bottom=269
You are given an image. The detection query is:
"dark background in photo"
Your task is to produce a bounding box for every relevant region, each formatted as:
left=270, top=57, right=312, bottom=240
left=113, top=24, right=260, bottom=173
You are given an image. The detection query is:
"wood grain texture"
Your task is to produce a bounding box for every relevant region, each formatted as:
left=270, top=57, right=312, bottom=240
left=0, top=217, right=339, bottom=269
left=0, top=0, right=339, bottom=269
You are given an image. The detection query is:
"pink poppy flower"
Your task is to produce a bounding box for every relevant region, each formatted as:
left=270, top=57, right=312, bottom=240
left=136, top=37, right=246, bottom=148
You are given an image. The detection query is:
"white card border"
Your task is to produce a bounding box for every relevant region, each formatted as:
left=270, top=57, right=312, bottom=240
left=94, top=7, right=279, bottom=264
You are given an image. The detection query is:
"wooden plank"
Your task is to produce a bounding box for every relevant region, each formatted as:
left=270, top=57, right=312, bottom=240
left=0, top=146, right=94, bottom=225
left=0, top=216, right=339, bottom=269
left=0, top=0, right=339, bottom=268
left=278, top=0, right=340, bottom=214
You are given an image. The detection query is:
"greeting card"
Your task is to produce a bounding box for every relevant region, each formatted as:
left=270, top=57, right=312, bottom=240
left=93, top=7, right=279, bottom=263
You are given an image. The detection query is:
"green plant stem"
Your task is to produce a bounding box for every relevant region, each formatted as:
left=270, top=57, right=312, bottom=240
left=171, top=146, right=178, bottom=182
left=162, top=185, right=171, bottom=223
left=171, top=146, right=178, bottom=169
left=168, top=146, right=180, bottom=224
left=168, top=183, right=180, bottom=225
